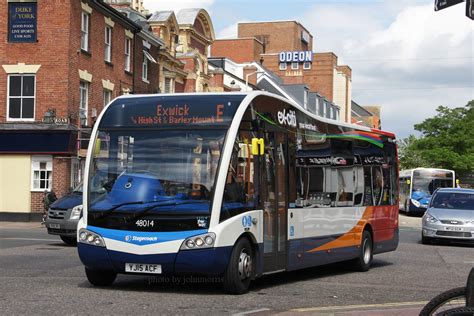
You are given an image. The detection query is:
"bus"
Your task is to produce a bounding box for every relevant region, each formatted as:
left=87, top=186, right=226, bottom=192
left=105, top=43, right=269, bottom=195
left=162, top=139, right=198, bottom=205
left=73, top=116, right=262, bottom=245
left=77, top=92, right=399, bottom=294
left=399, top=168, right=456, bottom=215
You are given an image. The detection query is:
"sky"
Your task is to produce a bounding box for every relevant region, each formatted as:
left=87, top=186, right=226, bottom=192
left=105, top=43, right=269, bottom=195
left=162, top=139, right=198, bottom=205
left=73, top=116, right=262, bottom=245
left=143, top=0, right=474, bottom=139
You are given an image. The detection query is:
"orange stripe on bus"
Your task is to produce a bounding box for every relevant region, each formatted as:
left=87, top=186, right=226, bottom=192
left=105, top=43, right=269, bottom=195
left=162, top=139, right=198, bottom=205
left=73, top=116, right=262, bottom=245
left=306, top=207, right=374, bottom=253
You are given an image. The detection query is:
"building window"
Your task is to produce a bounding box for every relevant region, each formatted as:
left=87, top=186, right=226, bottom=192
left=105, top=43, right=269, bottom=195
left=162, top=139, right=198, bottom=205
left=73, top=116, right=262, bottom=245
left=325, top=102, right=331, bottom=119
left=164, top=77, right=174, bottom=93
left=279, top=63, right=287, bottom=70
left=303, top=62, right=311, bottom=70
left=104, top=26, right=112, bottom=62
left=124, top=38, right=131, bottom=72
left=79, top=81, right=88, bottom=126
left=291, top=62, right=299, bottom=70
left=142, top=55, right=148, bottom=82
left=81, top=11, right=89, bottom=51
left=103, top=89, right=112, bottom=107
left=31, top=156, right=52, bottom=192
left=71, top=159, right=84, bottom=189
left=7, top=74, right=35, bottom=120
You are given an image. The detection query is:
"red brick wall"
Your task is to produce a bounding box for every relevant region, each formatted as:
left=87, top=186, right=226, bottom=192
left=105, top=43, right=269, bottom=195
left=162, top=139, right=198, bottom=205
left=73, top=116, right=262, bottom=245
left=133, top=39, right=160, bottom=95
left=238, top=21, right=312, bottom=54
left=52, top=157, right=71, bottom=198
left=30, top=157, right=71, bottom=212
left=0, top=0, right=72, bottom=123
left=211, top=38, right=263, bottom=63
left=261, top=52, right=337, bottom=102
left=72, top=0, right=142, bottom=126
left=31, top=192, right=44, bottom=213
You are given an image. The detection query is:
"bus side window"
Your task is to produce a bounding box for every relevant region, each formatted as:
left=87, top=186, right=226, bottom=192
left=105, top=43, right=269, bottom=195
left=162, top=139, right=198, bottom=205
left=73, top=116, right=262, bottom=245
left=220, top=131, right=256, bottom=222
left=363, top=167, right=373, bottom=206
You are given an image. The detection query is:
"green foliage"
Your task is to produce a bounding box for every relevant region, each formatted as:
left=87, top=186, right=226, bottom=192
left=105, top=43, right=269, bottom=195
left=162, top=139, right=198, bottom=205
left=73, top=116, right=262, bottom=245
left=399, top=100, right=474, bottom=176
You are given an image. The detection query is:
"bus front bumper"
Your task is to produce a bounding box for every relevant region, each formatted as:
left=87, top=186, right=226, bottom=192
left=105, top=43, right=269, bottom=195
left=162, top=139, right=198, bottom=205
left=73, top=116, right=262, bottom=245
left=77, top=243, right=232, bottom=276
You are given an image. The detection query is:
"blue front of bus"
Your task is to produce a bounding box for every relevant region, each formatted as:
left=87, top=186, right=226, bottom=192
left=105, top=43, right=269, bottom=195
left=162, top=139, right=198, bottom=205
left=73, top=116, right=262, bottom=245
left=77, top=95, right=244, bottom=277
left=407, top=190, right=431, bottom=214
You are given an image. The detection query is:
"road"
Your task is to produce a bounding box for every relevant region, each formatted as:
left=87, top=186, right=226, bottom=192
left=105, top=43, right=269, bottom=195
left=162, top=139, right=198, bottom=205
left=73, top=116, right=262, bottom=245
left=1, top=214, right=473, bottom=315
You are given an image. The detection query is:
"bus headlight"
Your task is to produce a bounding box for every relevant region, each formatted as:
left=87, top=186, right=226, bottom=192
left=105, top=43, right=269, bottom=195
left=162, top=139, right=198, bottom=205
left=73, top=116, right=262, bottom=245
left=181, top=233, right=216, bottom=250
left=70, top=205, right=83, bottom=220
left=411, top=199, right=421, bottom=208
left=78, top=228, right=105, bottom=247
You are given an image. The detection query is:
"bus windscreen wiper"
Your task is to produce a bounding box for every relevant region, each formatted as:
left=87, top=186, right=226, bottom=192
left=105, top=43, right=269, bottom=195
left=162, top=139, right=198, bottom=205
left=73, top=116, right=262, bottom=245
left=123, top=200, right=208, bottom=222
left=91, top=201, right=159, bottom=219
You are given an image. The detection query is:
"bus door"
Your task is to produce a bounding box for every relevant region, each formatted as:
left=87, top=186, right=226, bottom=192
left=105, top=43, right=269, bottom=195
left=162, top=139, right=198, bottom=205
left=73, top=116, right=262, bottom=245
left=261, top=131, right=288, bottom=273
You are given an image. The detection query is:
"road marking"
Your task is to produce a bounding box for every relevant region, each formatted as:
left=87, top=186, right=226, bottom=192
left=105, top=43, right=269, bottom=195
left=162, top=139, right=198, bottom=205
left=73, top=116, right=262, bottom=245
left=0, top=238, right=58, bottom=242
left=291, top=301, right=428, bottom=312
left=233, top=308, right=270, bottom=315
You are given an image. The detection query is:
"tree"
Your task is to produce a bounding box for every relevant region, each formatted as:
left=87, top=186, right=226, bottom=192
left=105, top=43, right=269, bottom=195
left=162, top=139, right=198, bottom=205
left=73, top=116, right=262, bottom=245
left=398, top=135, right=427, bottom=170
left=405, top=100, right=474, bottom=176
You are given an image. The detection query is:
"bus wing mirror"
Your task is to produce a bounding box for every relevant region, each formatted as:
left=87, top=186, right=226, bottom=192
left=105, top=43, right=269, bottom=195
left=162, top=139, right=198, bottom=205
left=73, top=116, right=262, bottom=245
left=251, top=138, right=264, bottom=156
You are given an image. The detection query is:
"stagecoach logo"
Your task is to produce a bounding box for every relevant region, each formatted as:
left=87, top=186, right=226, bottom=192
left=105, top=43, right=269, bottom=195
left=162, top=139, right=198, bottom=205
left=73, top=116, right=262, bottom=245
left=277, top=109, right=297, bottom=127
left=242, top=215, right=253, bottom=228
left=124, top=235, right=158, bottom=243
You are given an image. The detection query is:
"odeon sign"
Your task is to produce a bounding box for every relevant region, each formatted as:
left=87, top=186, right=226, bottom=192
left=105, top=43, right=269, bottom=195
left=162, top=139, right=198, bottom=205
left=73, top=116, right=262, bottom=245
left=279, top=51, right=313, bottom=63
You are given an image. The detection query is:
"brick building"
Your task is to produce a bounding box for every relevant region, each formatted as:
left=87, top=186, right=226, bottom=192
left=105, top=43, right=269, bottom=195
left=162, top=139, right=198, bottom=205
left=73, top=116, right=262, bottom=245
left=211, top=21, right=353, bottom=123
left=147, top=8, right=215, bottom=93
left=0, top=0, right=163, bottom=218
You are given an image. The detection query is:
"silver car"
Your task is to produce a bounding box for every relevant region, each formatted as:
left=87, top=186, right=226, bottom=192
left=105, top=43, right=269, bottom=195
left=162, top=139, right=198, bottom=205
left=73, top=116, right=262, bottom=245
left=422, top=188, right=474, bottom=244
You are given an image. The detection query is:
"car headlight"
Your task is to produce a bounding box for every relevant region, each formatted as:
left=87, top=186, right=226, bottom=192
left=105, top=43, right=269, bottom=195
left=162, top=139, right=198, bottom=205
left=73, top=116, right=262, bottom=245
left=180, top=233, right=216, bottom=250
left=411, top=199, right=421, bottom=208
left=70, top=205, right=83, bottom=220
left=424, top=213, right=439, bottom=223
left=78, top=228, right=105, bottom=247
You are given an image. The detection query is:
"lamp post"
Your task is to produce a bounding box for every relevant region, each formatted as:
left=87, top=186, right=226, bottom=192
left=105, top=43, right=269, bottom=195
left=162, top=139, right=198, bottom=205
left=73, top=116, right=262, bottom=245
left=245, top=71, right=264, bottom=91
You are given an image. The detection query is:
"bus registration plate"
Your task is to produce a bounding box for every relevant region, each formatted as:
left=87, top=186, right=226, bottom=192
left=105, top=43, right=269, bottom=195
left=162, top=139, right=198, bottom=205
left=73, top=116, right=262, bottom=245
left=125, top=263, right=162, bottom=274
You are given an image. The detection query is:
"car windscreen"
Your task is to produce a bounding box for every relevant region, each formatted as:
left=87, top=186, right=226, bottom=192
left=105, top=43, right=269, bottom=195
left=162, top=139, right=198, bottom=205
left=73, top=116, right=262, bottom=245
left=431, top=192, right=474, bottom=210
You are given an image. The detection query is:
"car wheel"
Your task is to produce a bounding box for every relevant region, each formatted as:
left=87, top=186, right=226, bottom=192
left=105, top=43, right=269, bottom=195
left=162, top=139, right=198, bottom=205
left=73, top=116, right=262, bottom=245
left=223, top=237, right=254, bottom=294
left=60, top=236, right=77, bottom=245
left=421, top=234, right=431, bottom=245
left=85, top=268, right=116, bottom=286
left=353, top=230, right=373, bottom=272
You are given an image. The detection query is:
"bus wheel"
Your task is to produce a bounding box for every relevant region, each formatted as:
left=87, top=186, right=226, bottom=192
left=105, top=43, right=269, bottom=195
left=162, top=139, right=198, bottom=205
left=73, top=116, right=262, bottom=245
left=223, top=238, right=253, bottom=294
left=85, top=267, right=116, bottom=286
left=353, top=230, right=373, bottom=272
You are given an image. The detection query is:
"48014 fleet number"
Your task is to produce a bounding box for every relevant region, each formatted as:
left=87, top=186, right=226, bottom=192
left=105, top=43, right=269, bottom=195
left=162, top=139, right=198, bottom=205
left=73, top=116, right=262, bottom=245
left=135, top=219, right=154, bottom=227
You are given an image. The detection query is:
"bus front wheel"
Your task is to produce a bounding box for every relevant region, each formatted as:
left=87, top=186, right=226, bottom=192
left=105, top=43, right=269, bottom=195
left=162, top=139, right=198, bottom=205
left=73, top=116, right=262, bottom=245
left=85, top=268, right=116, bottom=286
left=223, top=237, right=254, bottom=294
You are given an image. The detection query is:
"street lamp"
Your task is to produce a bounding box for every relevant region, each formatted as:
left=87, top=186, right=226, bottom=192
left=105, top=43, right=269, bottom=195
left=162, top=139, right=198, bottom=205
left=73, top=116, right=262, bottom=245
left=245, top=71, right=264, bottom=91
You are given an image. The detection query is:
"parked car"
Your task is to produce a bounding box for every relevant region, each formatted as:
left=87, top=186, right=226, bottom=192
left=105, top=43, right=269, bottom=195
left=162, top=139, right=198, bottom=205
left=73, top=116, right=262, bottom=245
left=45, top=174, right=107, bottom=245
left=422, top=188, right=474, bottom=244
left=45, top=184, right=83, bottom=245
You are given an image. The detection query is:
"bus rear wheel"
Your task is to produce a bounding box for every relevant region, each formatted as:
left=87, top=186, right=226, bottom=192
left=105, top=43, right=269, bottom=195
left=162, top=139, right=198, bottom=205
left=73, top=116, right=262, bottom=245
left=353, top=230, right=373, bottom=272
left=85, top=268, right=116, bottom=286
left=223, top=237, right=254, bottom=294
